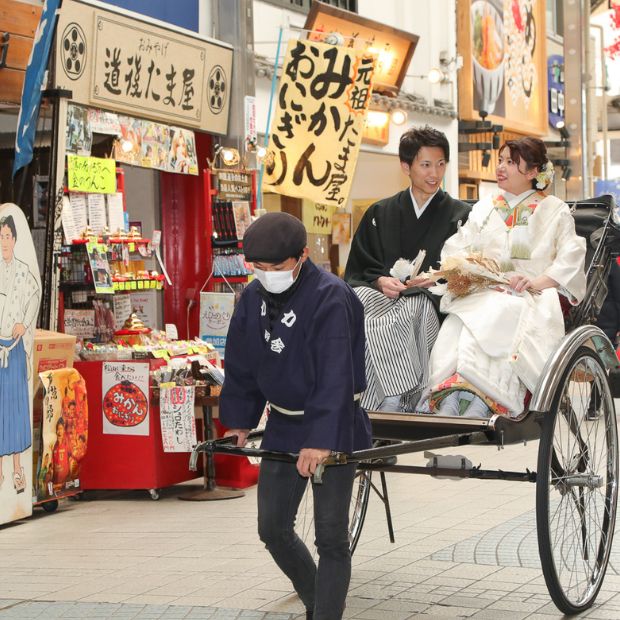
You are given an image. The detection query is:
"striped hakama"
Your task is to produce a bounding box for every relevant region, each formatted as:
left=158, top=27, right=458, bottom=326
left=355, top=287, right=440, bottom=411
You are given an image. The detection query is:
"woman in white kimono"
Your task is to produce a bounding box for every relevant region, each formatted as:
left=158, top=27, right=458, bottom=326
left=426, top=138, right=586, bottom=418
left=0, top=215, right=41, bottom=493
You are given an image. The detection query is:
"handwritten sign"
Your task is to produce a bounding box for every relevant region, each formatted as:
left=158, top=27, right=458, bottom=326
left=159, top=385, right=197, bottom=452
left=302, top=201, right=335, bottom=235
left=63, top=309, right=95, bottom=339
left=102, top=362, right=150, bottom=436
left=264, top=39, right=375, bottom=207
left=67, top=155, right=117, bottom=194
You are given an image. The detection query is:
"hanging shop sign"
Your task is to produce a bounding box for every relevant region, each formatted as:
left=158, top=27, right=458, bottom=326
left=457, top=0, right=548, bottom=135
left=264, top=39, right=375, bottom=207
left=302, top=201, right=335, bottom=235
left=215, top=170, right=253, bottom=201
left=54, top=0, right=233, bottom=134
left=200, top=292, right=235, bottom=358
left=304, top=1, right=418, bottom=95
left=547, top=54, right=565, bottom=130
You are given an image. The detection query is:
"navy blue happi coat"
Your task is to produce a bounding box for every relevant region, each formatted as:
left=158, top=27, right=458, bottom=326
left=220, top=258, right=372, bottom=454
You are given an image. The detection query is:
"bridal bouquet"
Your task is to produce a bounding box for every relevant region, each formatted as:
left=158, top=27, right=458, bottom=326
left=426, top=253, right=538, bottom=298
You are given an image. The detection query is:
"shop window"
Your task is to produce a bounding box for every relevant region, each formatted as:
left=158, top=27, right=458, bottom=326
left=546, top=0, right=564, bottom=39
left=262, top=0, right=357, bottom=13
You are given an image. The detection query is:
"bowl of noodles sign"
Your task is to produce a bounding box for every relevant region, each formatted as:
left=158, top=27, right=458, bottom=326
left=103, top=380, right=148, bottom=427
left=471, top=0, right=504, bottom=114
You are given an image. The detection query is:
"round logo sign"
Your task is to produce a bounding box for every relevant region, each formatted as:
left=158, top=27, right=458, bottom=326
left=61, top=23, right=87, bottom=81
left=207, top=65, right=227, bottom=114
left=103, top=381, right=148, bottom=427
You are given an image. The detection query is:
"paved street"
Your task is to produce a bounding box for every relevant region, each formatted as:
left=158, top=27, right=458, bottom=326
left=2, top=436, right=620, bottom=619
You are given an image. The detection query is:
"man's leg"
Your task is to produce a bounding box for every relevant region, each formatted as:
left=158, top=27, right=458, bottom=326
left=312, top=462, right=357, bottom=620
left=257, top=458, right=316, bottom=612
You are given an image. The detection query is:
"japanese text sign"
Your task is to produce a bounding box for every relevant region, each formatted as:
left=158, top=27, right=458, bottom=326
left=264, top=39, right=375, bottom=207
left=159, top=386, right=197, bottom=453
left=54, top=3, right=232, bottom=134
left=67, top=155, right=117, bottom=194
left=102, top=362, right=150, bottom=436
left=302, top=201, right=335, bottom=235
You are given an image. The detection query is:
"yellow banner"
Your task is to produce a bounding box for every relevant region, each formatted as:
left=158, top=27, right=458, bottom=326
left=67, top=155, right=117, bottom=194
left=302, top=201, right=335, bottom=235
left=264, top=39, right=374, bottom=207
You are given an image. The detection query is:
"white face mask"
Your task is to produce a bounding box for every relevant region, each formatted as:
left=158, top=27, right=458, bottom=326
left=254, top=258, right=302, bottom=294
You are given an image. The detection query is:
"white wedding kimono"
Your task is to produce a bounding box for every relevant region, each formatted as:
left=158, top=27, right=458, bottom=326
left=428, top=192, right=587, bottom=416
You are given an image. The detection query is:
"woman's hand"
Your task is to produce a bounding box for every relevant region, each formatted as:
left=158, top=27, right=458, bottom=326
left=405, top=275, right=435, bottom=289
left=12, top=323, right=26, bottom=339
left=223, top=428, right=250, bottom=447
left=509, top=274, right=532, bottom=293
left=509, top=274, right=559, bottom=294
left=297, top=448, right=331, bottom=477
left=376, top=276, right=405, bottom=299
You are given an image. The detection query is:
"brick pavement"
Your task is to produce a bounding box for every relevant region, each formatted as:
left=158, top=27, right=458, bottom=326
left=1, top=438, right=620, bottom=619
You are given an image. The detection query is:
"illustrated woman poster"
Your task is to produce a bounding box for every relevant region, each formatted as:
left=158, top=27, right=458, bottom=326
left=0, top=203, right=42, bottom=524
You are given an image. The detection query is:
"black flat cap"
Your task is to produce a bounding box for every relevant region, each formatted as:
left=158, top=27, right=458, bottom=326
left=243, top=212, right=307, bottom=263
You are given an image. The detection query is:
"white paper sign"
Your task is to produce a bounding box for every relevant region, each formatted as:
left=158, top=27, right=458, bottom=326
left=102, top=362, right=150, bottom=436
left=107, top=193, right=125, bottom=234
left=69, top=192, right=88, bottom=237
left=63, top=309, right=95, bottom=338
left=159, top=385, right=197, bottom=452
left=61, top=195, right=79, bottom=243
left=129, top=292, right=157, bottom=328
left=113, top=294, right=133, bottom=330
left=200, top=292, right=235, bottom=358
left=87, top=194, right=107, bottom=234
left=165, top=323, right=178, bottom=340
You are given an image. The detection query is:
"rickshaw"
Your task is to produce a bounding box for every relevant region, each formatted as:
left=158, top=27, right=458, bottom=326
left=191, top=194, right=620, bottom=615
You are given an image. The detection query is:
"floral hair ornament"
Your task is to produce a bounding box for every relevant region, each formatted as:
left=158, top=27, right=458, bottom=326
left=535, top=160, right=555, bottom=189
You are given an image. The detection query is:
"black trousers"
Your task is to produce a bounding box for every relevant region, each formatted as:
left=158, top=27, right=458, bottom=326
left=257, top=458, right=357, bottom=620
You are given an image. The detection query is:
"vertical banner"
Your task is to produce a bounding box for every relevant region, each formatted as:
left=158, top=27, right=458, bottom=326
left=159, top=385, right=197, bottom=453
left=38, top=369, right=88, bottom=501
left=264, top=39, right=375, bottom=206
left=199, top=292, right=235, bottom=358
left=102, top=362, right=150, bottom=436
left=0, top=203, right=42, bottom=524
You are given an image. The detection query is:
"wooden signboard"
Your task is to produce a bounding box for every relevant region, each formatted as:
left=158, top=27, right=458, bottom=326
left=457, top=0, right=548, bottom=136
left=0, top=0, right=43, bottom=103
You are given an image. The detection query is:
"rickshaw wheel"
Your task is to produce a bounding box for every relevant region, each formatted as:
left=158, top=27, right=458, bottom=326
left=536, top=346, right=618, bottom=615
left=295, top=468, right=372, bottom=557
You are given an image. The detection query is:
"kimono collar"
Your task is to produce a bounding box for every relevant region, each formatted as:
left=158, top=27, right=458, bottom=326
left=499, top=189, right=537, bottom=208
left=408, top=186, right=438, bottom=219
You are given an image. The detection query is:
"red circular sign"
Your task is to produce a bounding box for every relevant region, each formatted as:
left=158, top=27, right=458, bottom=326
left=103, top=381, right=148, bottom=427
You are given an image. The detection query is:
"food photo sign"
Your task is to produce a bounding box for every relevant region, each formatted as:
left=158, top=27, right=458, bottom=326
left=457, top=0, right=548, bottom=135
left=102, top=362, right=150, bottom=436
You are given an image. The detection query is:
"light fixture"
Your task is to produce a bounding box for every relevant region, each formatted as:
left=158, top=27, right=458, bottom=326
left=555, top=120, right=565, bottom=129
left=562, top=166, right=572, bottom=182
left=213, top=144, right=241, bottom=167
left=390, top=108, right=407, bottom=126
left=121, top=139, right=133, bottom=153
left=256, top=145, right=267, bottom=160
left=427, top=67, right=444, bottom=84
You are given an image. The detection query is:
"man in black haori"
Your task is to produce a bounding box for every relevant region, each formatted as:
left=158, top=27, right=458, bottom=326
left=345, top=126, right=470, bottom=412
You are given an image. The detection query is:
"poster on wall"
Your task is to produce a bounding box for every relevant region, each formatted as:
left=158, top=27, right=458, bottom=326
left=199, top=292, right=235, bottom=358
left=168, top=127, right=198, bottom=175
left=457, top=0, right=548, bottom=135
left=102, top=362, right=150, bottom=436
left=263, top=39, right=375, bottom=207
left=159, top=385, right=197, bottom=453
left=0, top=203, right=42, bottom=525
left=86, top=241, right=114, bottom=295
left=38, top=369, right=88, bottom=501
